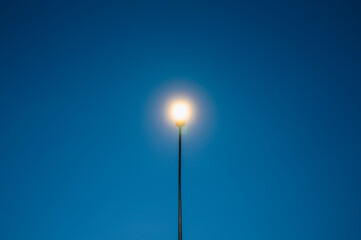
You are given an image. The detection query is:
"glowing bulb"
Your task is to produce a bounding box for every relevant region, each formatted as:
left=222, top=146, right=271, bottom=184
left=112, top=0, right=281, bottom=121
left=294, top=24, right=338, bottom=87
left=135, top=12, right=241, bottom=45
left=171, top=101, right=190, bottom=127
left=173, top=104, right=188, bottom=121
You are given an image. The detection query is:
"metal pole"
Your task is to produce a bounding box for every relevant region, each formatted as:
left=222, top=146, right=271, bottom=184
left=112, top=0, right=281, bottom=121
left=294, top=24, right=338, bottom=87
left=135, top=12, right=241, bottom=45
left=178, top=126, right=182, bottom=240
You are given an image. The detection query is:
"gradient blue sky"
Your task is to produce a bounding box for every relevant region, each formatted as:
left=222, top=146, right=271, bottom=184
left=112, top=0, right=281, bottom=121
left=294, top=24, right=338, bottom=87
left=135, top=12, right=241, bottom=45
left=1, top=0, right=361, bottom=239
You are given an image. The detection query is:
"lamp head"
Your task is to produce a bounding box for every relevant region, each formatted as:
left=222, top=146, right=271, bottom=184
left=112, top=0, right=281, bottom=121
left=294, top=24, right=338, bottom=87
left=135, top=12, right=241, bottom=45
left=171, top=101, right=189, bottom=127
left=175, top=119, right=185, bottom=127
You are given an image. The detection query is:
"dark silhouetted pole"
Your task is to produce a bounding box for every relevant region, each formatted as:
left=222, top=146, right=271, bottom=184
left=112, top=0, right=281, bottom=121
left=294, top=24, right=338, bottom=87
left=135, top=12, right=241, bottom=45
left=178, top=126, right=182, bottom=240
left=175, top=119, right=185, bottom=240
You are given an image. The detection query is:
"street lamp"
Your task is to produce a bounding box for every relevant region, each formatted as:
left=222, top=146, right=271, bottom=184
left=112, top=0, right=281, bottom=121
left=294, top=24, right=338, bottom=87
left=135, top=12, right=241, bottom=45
left=171, top=101, right=190, bottom=240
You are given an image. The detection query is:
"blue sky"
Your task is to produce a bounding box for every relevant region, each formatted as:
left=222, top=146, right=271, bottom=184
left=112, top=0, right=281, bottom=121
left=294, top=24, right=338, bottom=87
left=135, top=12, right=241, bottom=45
left=1, top=0, right=361, bottom=239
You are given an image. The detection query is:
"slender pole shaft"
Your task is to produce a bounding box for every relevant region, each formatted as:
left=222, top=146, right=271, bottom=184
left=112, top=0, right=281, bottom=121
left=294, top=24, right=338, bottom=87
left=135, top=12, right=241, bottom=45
left=178, top=126, right=182, bottom=240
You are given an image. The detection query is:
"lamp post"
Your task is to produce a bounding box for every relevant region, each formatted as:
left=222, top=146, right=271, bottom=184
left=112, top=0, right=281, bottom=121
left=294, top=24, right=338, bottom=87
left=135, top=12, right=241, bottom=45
left=176, top=119, right=184, bottom=240
left=172, top=102, right=189, bottom=240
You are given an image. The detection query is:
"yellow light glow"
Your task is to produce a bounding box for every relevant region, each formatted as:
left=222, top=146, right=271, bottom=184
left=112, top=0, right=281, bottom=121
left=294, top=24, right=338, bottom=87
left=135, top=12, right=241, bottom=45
left=171, top=101, right=190, bottom=121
